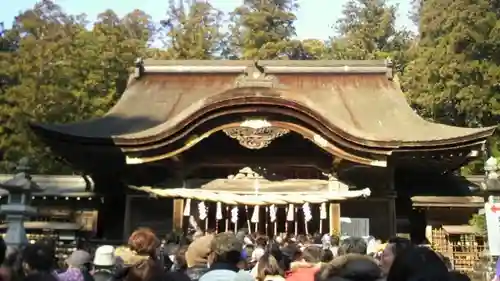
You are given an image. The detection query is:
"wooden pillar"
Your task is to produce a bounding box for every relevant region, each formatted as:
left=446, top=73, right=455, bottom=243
left=173, top=199, right=184, bottom=231
left=387, top=165, right=397, bottom=238
left=329, top=203, right=341, bottom=234
left=122, top=194, right=132, bottom=241
left=387, top=197, right=396, bottom=237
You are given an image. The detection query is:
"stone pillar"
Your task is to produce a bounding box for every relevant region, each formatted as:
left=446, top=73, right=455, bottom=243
left=0, top=158, right=41, bottom=248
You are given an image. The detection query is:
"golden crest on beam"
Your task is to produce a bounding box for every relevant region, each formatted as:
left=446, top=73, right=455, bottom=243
left=223, top=120, right=290, bottom=150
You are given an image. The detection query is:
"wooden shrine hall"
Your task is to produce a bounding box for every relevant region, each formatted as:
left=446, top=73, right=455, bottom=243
left=30, top=59, right=495, bottom=241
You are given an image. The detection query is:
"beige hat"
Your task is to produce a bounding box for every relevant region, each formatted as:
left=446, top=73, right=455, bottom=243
left=185, top=235, right=214, bottom=267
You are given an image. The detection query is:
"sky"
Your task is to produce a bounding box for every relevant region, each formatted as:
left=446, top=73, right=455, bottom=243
left=1, top=0, right=415, bottom=40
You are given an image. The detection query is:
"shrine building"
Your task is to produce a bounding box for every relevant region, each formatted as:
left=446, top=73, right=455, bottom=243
left=29, top=59, right=496, bottom=242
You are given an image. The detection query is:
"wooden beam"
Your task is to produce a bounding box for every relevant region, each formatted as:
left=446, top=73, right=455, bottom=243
left=329, top=203, right=341, bottom=235
left=173, top=199, right=184, bottom=231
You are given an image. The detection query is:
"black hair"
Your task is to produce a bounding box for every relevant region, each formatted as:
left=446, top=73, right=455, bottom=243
left=22, top=244, right=54, bottom=272
left=338, top=237, right=367, bottom=255
left=387, top=246, right=450, bottom=281
left=321, top=249, right=334, bottom=263
left=387, top=237, right=412, bottom=257
left=0, top=237, right=6, bottom=265
left=448, top=271, right=471, bottom=281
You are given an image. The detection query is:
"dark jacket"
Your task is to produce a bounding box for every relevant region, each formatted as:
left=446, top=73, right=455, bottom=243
left=165, top=271, right=191, bottom=281
left=184, top=264, right=209, bottom=281
left=93, top=269, right=114, bottom=281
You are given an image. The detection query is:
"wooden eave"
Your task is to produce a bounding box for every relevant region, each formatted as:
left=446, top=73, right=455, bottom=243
left=411, top=196, right=484, bottom=208
left=0, top=174, right=94, bottom=197
left=29, top=59, right=495, bottom=169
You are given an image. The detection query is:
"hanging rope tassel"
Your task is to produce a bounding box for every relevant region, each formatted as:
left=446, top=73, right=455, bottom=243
left=183, top=198, right=191, bottom=217
left=251, top=205, right=260, bottom=233
left=215, top=202, right=223, bottom=232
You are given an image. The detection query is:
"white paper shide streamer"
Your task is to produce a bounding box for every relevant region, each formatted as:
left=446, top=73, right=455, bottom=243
left=216, top=202, right=223, bottom=220
left=286, top=204, right=294, bottom=221
left=231, top=206, right=239, bottom=223
left=320, top=203, right=327, bottom=219
left=198, top=201, right=207, bottom=220
left=251, top=206, right=260, bottom=223
left=183, top=198, right=191, bottom=217
left=269, top=204, right=277, bottom=222
left=302, top=202, right=312, bottom=222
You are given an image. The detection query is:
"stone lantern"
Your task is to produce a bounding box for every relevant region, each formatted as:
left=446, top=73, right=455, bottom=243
left=0, top=158, right=43, bottom=248
left=483, top=156, right=500, bottom=190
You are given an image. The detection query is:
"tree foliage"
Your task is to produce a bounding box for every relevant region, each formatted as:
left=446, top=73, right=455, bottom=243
left=159, top=0, right=226, bottom=59
left=0, top=0, right=153, bottom=173
left=328, top=0, right=411, bottom=63
left=228, top=0, right=301, bottom=59
left=401, top=0, right=500, bottom=127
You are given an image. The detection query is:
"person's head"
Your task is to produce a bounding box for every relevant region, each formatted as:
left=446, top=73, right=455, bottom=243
left=380, top=237, right=412, bottom=275
left=209, top=232, right=243, bottom=266
left=22, top=244, right=54, bottom=274
left=0, top=237, right=5, bottom=265
left=448, top=271, right=471, bottom=281
left=185, top=234, right=214, bottom=268
left=94, top=245, right=116, bottom=269
left=315, top=254, right=381, bottom=281
left=266, top=242, right=283, bottom=263
left=128, top=228, right=160, bottom=258
left=255, top=236, right=268, bottom=248
left=387, top=246, right=450, bottom=281
left=301, top=246, right=322, bottom=264
left=244, top=244, right=255, bottom=260
left=338, top=237, right=367, bottom=255
left=320, top=249, right=334, bottom=263
left=34, top=238, right=57, bottom=270
left=256, top=253, right=284, bottom=281
left=65, top=250, right=91, bottom=269
left=4, top=246, right=20, bottom=267
left=331, top=235, right=340, bottom=247
left=174, top=246, right=188, bottom=271
left=116, top=246, right=163, bottom=281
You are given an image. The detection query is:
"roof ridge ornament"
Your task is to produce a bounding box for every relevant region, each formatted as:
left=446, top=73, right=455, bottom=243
left=234, top=61, right=279, bottom=88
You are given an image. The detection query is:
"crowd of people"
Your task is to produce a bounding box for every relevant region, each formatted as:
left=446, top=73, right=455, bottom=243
left=0, top=228, right=476, bottom=281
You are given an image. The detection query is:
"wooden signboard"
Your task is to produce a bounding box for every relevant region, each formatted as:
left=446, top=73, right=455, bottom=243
left=75, top=210, right=98, bottom=232
left=38, top=207, right=73, bottom=218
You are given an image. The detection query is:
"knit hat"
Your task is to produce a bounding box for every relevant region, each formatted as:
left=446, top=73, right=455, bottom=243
left=66, top=250, right=91, bottom=267
left=94, top=245, right=116, bottom=266
left=185, top=235, right=214, bottom=267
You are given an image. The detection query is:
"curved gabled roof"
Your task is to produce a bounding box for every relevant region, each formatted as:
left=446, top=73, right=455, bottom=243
left=30, top=60, right=495, bottom=151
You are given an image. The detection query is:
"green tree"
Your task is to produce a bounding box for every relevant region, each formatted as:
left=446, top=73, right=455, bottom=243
left=409, top=0, right=422, bottom=27
left=0, top=0, right=154, bottom=173
left=228, top=0, right=300, bottom=59
left=401, top=0, right=500, bottom=127
left=328, top=0, right=411, bottom=64
left=159, top=0, right=225, bottom=59
left=90, top=9, right=154, bottom=109
left=469, top=213, right=486, bottom=235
